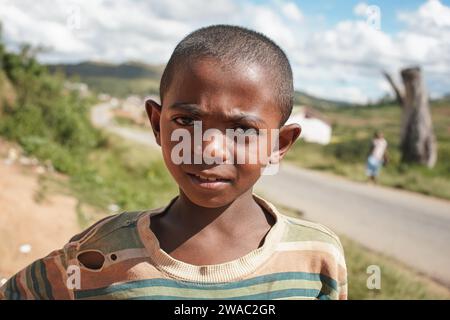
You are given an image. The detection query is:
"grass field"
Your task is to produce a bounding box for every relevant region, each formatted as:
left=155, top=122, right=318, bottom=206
left=36, top=133, right=177, bottom=227
left=285, top=100, right=450, bottom=200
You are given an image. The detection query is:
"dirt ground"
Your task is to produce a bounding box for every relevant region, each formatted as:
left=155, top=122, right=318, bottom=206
left=0, top=139, right=81, bottom=282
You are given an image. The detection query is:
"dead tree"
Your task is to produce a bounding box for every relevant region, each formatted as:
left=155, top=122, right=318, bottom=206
left=383, top=67, right=437, bottom=168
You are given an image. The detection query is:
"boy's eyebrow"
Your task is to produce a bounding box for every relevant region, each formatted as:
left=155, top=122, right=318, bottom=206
left=231, top=113, right=267, bottom=127
left=169, top=102, right=205, bottom=117
left=169, top=102, right=267, bottom=126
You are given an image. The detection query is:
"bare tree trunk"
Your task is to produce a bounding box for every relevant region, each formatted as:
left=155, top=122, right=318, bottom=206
left=383, top=67, right=437, bottom=168
left=400, top=67, right=437, bottom=167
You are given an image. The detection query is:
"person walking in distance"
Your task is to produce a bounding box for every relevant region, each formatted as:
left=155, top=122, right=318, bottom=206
left=366, top=131, right=388, bottom=183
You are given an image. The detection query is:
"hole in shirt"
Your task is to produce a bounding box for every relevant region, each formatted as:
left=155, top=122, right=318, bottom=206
left=77, top=251, right=105, bottom=270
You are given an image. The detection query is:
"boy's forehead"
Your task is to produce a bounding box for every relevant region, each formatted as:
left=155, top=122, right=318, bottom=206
left=178, top=57, right=270, bottom=91
left=163, top=57, right=279, bottom=122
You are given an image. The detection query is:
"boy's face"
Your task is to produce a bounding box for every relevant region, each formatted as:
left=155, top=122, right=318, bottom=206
left=146, top=57, right=300, bottom=208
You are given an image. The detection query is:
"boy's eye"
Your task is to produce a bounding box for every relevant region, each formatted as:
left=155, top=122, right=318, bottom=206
left=231, top=127, right=260, bottom=145
left=173, top=117, right=195, bottom=126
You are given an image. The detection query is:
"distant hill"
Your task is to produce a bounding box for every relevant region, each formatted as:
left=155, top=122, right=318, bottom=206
left=48, top=61, right=165, bottom=79
left=47, top=61, right=163, bottom=97
left=293, top=91, right=353, bottom=109
left=47, top=61, right=353, bottom=108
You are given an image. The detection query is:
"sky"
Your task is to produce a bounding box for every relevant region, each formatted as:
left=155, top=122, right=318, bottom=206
left=0, top=0, right=449, bottom=104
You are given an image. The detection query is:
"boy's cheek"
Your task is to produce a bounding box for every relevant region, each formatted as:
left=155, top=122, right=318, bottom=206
left=235, top=163, right=266, bottom=183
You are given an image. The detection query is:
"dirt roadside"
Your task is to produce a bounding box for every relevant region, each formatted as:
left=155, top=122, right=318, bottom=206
left=0, top=139, right=81, bottom=282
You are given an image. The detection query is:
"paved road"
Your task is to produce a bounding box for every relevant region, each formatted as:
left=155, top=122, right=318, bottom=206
left=90, top=102, right=159, bottom=148
left=256, top=164, right=450, bottom=287
left=91, top=102, right=450, bottom=287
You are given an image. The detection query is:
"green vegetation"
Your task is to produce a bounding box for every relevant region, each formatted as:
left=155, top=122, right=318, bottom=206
left=68, top=135, right=177, bottom=227
left=0, top=42, right=104, bottom=175
left=285, top=101, right=450, bottom=200
left=340, top=235, right=450, bottom=299
left=0, top=33, right=176, bottom=226
left=27, top=131, right=176, bottom=228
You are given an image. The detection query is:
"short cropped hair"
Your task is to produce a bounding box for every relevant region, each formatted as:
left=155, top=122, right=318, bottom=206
left=160, top=25, right=294, bottom=125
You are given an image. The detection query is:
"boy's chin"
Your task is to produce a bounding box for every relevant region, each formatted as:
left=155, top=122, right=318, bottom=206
left=181, top=189, right=237, bottom=208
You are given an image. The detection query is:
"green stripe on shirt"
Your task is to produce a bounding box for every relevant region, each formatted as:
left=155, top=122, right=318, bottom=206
left=75, top=272, right=337, bottom=300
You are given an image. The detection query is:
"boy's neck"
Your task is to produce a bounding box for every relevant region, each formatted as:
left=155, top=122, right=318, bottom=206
left=150, top=189, right=275, bottom=261
left=171, top=189, right=271, bottom=234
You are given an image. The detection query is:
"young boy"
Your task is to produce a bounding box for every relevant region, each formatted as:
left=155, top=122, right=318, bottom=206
left=1, top=25, right=347, bottom=300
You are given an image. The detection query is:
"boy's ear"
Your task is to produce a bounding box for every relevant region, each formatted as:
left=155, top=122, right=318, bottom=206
left=270, top=123, right=301, bottom=163
left=145, top=99, right=162, bottom=146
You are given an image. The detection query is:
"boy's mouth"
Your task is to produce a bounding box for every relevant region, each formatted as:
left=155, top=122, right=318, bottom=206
left=186, top=172, right=233, bottom=190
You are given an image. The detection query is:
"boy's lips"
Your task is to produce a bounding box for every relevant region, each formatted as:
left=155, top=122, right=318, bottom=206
left=185, top=172, right=233, bottom=190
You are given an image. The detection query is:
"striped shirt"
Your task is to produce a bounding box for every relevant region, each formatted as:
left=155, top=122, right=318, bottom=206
left=0, top=194, right=347, bottom=300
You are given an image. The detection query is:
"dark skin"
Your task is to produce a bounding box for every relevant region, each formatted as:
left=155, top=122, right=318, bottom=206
left=145, top=57, right=301, bottom=265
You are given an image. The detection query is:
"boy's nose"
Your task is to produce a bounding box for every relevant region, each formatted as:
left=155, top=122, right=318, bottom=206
left=194, top=130, right=231, bottom=164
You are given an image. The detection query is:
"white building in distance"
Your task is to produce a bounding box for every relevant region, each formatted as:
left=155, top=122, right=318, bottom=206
left=285, top=106, right=332, bottom=145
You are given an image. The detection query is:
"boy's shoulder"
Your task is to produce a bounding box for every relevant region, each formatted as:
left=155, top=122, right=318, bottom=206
left=70, top=210, right=144, bottom=244
left=68, top=206, right=162, bottom=252
left=255, top=194, right=344, bottom=253
left=278, top=212, right=344, bottom=252
left=276, top=212, right=346, bottom=270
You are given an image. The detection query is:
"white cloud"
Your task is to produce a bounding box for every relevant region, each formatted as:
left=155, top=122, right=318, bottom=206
left=292, top=0, right=450, bottom=102
left=281, top=2, right=303, bottom=22
left=243, top=4, right=297, bottom=49
left=0, top=0, right=192, bottom=63
left=396, top=0, right=450, bottom=76
left=0, top=0, right=303, bottom=63
left=377, top=79, right=393, bottom=93
left=353, top=2, right=369, bottom=17
left=0, top=2, right=91, bottom=56
left=398, top=0, right=450, bottom=34
left=0, top=0, right=448, bottom=102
